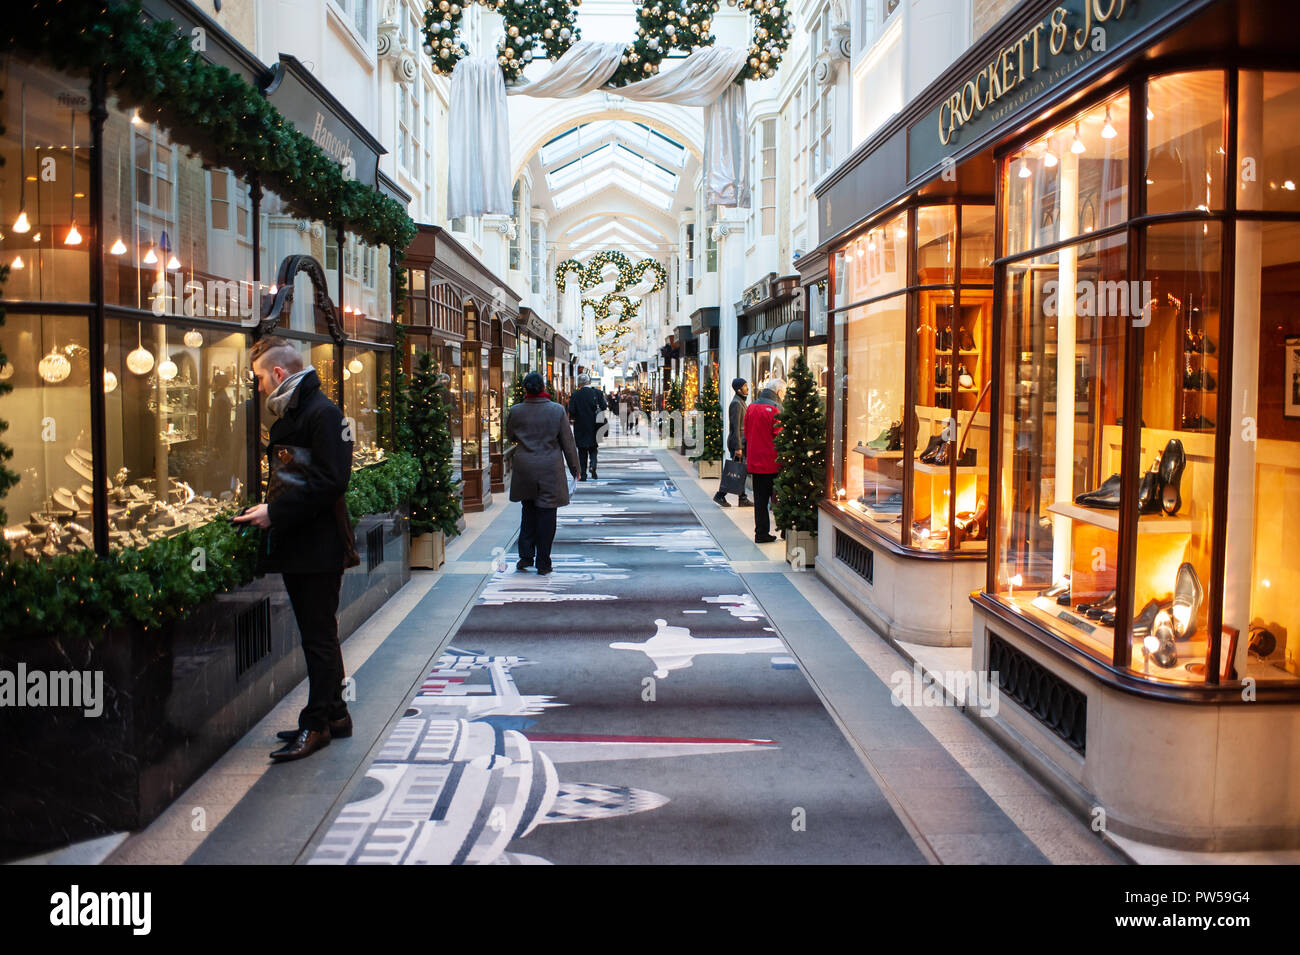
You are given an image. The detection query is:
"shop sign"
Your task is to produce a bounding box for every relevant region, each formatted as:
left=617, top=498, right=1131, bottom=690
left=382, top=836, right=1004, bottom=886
left=908, top=0, right=1166, bottom=181
left=265, top=56, right=380, bottom=186
left=742, top=274, right=774, bottom=310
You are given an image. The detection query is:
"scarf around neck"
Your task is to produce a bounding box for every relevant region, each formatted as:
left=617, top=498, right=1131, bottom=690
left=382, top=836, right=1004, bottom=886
left=266, top=366, right=315, bottom=418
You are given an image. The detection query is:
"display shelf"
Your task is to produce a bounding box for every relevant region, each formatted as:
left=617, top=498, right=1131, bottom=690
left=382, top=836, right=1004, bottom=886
left=1047, top=500, right=1194, bottom=534
left=914, top=460, right=986, bottom=476
left=853, top=446, right=904, bottom=459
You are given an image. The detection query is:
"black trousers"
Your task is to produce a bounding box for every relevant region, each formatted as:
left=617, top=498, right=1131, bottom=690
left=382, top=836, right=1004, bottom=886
left=579, top=445, right=598, bottom=478
left=519, top=500, right=558, bottom=569
left=751, top=472, right=776, bottom=539
left=282, top=570, right=347, bottom=732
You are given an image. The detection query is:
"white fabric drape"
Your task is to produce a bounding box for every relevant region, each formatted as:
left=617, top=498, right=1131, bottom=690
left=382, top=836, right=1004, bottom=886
left=447, top=57, right=512, bottom=219
left=506, top=41, right=626, bottom=98
left=449, top=45, right=753, bottom=218
left=561, top=275, right=581, bottom=343
left=703, top=81, right=751, bottom=208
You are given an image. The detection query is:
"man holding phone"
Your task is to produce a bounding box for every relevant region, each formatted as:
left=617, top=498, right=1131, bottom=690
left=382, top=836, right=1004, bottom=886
left=234, top=336, right=353, bottom=763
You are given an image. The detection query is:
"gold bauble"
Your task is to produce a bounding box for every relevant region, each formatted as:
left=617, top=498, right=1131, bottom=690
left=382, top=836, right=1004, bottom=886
left=749, top=57, right=759, bottom=68
left=508, top=24, right=519, bottom=36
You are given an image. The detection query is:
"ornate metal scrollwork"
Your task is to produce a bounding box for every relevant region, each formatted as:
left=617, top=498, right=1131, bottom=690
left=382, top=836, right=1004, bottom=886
left=259, top=254, right=348, bottom=345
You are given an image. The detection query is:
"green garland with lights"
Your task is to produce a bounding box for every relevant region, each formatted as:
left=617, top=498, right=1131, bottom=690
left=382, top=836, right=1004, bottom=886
left=422, top=0, right=581, bottom=84
left=1, top=0, right=416, bottom=251
left=583, top=294, right=640, bottom=322
left=558, top=252, right=667, bottom=294
left=773, top=354, right=825, bottom=533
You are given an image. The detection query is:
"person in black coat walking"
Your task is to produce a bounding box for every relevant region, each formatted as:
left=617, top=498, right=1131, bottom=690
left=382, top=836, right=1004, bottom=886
left=714, top=377, right=753, bottom=508
left=509, top=372, right=580, bottom=574
left=234, top=336, right=353, bottom=763
left=567, top=373, right=607, bottom=480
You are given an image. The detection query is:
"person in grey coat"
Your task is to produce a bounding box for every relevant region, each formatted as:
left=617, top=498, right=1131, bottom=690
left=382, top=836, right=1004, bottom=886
left=507, top=372, right=580, bottom=575
left=567, top=373, right=607, bottom=481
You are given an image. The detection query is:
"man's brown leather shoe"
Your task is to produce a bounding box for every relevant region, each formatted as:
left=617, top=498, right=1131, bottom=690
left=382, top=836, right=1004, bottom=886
left=276, top=714, right=352, bottom=742
left=270, top=728, right=331, bottom=762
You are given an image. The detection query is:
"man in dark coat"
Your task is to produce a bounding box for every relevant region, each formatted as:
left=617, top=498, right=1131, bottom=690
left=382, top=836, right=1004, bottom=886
left=509, top=372, right=580, bottom=575
left=567, top=373, right=607, bottom=481
left=234, top=336, right=353, bottom=762
left=714, top=377, right=753, bottom=508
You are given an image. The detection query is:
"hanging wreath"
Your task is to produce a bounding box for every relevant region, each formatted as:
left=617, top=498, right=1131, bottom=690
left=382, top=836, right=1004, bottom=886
left=730, top=0, right=793, bottom=81
left=630, top=259, right=668, bottom=292
left=582, top=294, right=640, bottom=322
left=554, top=257, right=585, bottom=289
left=423, top=0, right=581, bottom=83
left=559, top=251, right=667, bottom=293
left=606, top=1, right=717, bottom=88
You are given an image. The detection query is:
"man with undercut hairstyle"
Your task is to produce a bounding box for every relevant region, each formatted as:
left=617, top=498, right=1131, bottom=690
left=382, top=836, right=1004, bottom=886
left=235, top=335, right=354, bottom=763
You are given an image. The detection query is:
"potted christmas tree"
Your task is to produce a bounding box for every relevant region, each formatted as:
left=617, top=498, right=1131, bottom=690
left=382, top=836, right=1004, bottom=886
left=690, top=375, right=725, bottom=478
left=774, top=354, right=826, bottom=568
left=409, top=350, right=463, bottom=569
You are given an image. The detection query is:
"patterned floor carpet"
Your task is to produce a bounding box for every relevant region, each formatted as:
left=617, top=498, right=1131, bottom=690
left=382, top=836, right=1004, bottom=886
left=310, top=449, right=925, bottom=864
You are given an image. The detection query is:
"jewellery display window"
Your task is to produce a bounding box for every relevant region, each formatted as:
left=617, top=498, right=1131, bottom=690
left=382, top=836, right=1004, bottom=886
left=460, top=340, right=484, bottom=470
left=831, top=203, right=994, bottom=552
left=991, top=70, right=1300, bottom=687
left=0, top=62, right=90, bottom=304
left=343, top=346, right=382, bottom=469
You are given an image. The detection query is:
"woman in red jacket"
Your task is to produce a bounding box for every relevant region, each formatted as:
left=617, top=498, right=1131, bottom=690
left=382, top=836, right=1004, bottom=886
left=743, top=379, right=784, bottom=543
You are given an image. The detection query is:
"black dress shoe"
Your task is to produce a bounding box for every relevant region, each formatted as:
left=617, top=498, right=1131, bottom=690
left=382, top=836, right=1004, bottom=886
left=1075, top=474, right=1121, bottom=508
left=1143, top=610, right=1178, bottom=668
left=1040, top=578, right=1071, bottom=603
left=536, top=564, right=553, bottom=575
left=713, top=493, right=731, bottom=507
left=918, top=435, right=944, bottom=463
left=1159, top=439, right=1186, bottom=516
left=277, top=714, right=352, bottom=742
left=755, top=534, right=777, bottom=543
left=1130, top=597, right=1174, bottom=638
left=270, top=728, right=331, bottom=762
left=1171, top=561, right=1202, bottom=639
left=738, top=497, right=753, bottom=507
left=1075, top=590, right=1116, bottom=616
left=1137, top=456, right=1163, bottom=514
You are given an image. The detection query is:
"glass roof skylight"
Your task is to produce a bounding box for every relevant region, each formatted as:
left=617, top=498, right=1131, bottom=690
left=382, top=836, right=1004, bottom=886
left=542, top=121, right=685, bottom=211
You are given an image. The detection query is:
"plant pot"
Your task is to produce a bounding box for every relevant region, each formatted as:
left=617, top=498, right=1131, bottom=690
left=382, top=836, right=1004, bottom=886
left=695, top=458, right=722, bottom=479
left=410, top=530, right=446, bottom=570
left=785, top=530, right=817, bottom=569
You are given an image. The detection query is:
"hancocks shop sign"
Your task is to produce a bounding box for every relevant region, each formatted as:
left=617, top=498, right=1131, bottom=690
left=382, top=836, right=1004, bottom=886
left=908, top=0, right=1165, bottom=181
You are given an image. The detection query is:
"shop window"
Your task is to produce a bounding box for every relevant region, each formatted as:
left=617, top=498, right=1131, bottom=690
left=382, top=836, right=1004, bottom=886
left=1146, top=71, right=1226, bottom=215
left=343, top=347, right=380, bottom=466
left=260, top=187, right=334, bottom=333
left=1238, top=72, right=1300, bottom=213
left=1005, top=91, right=1130, bottom=257
left=838, top=211, right=907, bottom=305
left=837, top=294, right=907, bottom=541
left=916, top=206, right=955, bottom=285
left=1237, top=220, right=1300, bottom=681
left=0, top=61, right=91, bottom=304
left=509, top=181, right=522, bottom=271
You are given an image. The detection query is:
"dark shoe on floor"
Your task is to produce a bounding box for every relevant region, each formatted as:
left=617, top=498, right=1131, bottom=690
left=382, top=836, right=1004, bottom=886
left=738, top=497, right=753, bottom=507
left=276, top=714, right=352, bottom=742
left=536, top=564, right=553, bottom=575
left=755, top=534, right=777, bottom=544
left=270, top=728, right=331, bottom=762
left=516, top=559, right=533, bottom=572
left=713, top=494, right=731, bottom=507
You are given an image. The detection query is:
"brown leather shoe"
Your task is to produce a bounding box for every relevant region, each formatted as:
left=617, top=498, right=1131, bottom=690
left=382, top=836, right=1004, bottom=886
left=276, top=714, right=352, bottom=742
left=270, top=728, right=331, bottom=762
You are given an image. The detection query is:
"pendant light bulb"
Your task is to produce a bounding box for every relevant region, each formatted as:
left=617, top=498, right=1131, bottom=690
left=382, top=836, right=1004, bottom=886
left=143, top=246, right=158, bottom=265
left=1101, top=107, right=1117, bottom=139
left=12, top=210, right=29, bottom=234
left=166, top=255, right=181, bottom=271
left=64, top=222, right=82, bottom=246
left=10, top=254, right=24, bottom=270
left=183, top=329, right=204, bottom=348
left=1071, top=122, right=1086, bottom=154
left=348, top=358, right=364, bottom=374
left=1043, top=139, right=1058, bottom=167
left=103, top=369, right=118, bottom=393
left=1018, top=155, right=1032, bottom=178
left=0, top=361, right=12, bottom=380
left=39, top=348, right=71, bottom=384
left=1146, top=106, right=1155, bottom=121
left=110, top=238, right=127, bottom=255
left=126, top=346, right=154, bottom=375
left=158, top=358, right=178, bottom=381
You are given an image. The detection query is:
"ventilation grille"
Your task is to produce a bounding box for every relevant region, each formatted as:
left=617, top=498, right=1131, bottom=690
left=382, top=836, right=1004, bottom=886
left=987, top=632, right=1087, bottom=754
left=235, top=598, right=272, bottom=680
left=366, top=524, right=385, bottom=573
left=834, top=529, right=873, bottom=584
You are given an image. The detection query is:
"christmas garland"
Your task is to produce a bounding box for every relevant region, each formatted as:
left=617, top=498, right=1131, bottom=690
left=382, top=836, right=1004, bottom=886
left=425, top=0, right=790, bottom=85
left=582, top=294, right=640, bottom=322
left=1, top=0, right=417, bottom=251
left=557, top=252, right=667, bottom=294
left=423, top=0, right=581, bottom=83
